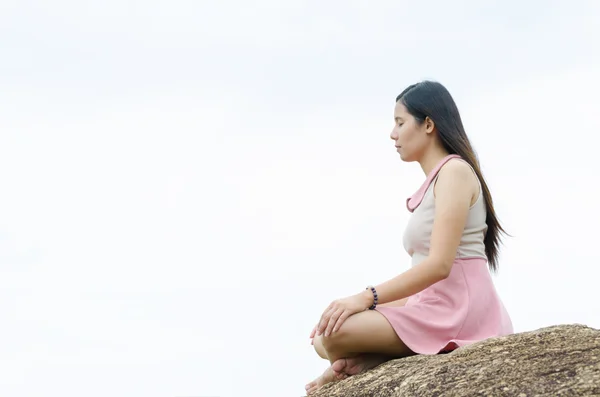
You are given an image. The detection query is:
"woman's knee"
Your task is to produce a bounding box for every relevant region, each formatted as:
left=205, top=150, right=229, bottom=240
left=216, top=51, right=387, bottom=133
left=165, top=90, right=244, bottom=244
left=315, top=311, right=413, bottom=357
left=321, top=333, right=341, bottom=353
left=320, top=310, right=400, bottom=353
left=320, top=320, right=354, bottom=353
left=312, top=334, right=329, bottom=359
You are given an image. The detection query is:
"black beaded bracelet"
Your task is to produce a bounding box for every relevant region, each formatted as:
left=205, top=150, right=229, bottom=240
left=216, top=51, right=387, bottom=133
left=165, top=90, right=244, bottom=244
left=366, top=285, right=378, bottom=310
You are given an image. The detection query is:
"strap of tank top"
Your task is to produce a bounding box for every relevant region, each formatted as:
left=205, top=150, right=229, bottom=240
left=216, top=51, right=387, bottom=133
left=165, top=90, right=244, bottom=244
left=406, top=154, right=462, bottom=212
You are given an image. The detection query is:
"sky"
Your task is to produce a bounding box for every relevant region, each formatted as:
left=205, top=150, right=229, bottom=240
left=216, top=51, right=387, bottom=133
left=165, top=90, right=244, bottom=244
left=1, top=1, right=600, bottom=396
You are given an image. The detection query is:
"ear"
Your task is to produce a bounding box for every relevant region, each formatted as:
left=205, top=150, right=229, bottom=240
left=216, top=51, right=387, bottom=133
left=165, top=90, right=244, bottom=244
left=424, top=116, right=435, bottom=134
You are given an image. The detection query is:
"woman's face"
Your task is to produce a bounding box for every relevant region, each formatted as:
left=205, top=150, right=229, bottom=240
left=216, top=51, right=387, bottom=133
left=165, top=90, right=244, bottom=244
left=390, top=101, right=430, bottom=162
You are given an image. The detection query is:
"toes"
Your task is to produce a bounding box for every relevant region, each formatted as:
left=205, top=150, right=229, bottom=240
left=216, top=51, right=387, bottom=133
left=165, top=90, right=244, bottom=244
left=305, top=381, right=315, bottom=393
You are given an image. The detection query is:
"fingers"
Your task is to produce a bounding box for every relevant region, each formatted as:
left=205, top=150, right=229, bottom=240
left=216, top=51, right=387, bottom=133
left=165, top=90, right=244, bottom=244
left=333, top=310, right=351, bottom=333
left=324, top=308, right=344, bottom=337
left=317, top=303, right=336, bottom=335
left=317, top=300, right=352, bottom=337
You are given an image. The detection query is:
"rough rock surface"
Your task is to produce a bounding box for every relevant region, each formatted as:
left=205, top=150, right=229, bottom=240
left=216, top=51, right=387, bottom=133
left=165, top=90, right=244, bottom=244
left=308, top=324, right=600, bottom=396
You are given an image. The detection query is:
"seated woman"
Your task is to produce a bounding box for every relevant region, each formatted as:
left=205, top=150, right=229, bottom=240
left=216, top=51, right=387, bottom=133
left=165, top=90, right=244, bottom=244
left=305, top=80, right=513, bottom=395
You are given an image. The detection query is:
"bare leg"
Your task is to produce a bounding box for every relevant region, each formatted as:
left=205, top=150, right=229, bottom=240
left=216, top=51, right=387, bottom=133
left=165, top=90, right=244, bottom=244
left=311, top=297, right=408, bottom=361
left=305, top=335, right=362, bottom=394
left=324, top=311, right=415, bottom=379
left=329, top=297, right=411, bottom=378
left=321, top=309, right=414, bottom=366
left=306, top=306, right=414, bottom=394
left=312, top=333, right=329, bottom=360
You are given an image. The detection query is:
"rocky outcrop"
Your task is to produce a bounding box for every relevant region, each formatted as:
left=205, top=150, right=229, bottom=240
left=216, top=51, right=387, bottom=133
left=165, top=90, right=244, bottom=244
left=309, top=324, right=600, bottom=396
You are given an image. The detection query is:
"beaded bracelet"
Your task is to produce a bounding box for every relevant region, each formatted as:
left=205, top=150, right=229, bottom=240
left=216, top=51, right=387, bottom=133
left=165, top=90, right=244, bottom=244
left=366, top=285, right=378, bottom=310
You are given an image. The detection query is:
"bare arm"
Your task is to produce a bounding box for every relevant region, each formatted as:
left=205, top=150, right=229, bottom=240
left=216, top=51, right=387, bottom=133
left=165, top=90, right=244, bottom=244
left=359, top=160, right=477, bottom=306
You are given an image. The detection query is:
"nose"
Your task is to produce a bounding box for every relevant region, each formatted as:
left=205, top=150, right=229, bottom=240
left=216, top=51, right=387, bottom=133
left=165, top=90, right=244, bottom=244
left=390, top=127, right=398, bottom=141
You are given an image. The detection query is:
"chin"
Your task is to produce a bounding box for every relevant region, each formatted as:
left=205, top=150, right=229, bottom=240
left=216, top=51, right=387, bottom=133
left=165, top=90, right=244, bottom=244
left=399, top=153, right=415, bottom=163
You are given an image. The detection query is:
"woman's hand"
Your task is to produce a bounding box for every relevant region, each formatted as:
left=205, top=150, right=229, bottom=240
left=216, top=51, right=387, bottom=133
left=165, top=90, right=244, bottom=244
left=316, top=291, right=372, bottom=337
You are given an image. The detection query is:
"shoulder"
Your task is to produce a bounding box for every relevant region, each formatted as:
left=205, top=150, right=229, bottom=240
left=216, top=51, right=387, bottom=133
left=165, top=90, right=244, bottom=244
left=439, top=158, right=474, bottom=179
left=434, top=158, right=479, bottom=198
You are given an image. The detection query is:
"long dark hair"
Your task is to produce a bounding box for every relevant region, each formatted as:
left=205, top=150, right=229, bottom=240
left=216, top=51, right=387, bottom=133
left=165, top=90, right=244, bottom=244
left=396, top=80, right=507, bottom=272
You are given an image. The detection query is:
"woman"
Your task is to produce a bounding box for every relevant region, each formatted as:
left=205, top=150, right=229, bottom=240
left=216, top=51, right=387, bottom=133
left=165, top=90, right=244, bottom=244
left=305, top=81, right=513, bottom=395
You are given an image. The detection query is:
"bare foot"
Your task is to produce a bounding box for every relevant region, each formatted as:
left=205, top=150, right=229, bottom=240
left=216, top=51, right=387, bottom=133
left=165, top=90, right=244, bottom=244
left=305, top=366, right=337, bottom=395
left=332, top=354, right=389, bottom=378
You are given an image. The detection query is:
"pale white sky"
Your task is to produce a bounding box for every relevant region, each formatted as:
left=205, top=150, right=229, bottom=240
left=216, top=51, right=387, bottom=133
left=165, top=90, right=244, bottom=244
left=1, top=1, right=599, bottom=396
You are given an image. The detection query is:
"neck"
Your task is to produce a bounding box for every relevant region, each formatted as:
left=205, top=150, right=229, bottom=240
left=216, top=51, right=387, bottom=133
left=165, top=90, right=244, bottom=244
left=419, top=145, right=451, bottom=175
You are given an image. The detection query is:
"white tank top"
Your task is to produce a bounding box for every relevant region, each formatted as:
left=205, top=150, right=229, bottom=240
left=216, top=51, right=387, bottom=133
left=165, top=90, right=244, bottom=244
left=403, top=155, right=488, bottom=266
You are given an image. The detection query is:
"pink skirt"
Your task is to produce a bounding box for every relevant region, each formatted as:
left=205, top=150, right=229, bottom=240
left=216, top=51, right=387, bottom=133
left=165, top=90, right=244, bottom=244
left=375, top=257, right=513, bottom=354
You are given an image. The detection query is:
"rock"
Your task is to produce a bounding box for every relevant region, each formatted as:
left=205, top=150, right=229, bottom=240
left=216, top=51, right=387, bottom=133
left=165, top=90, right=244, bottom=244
left=308, top=324, right=600, bottom=396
